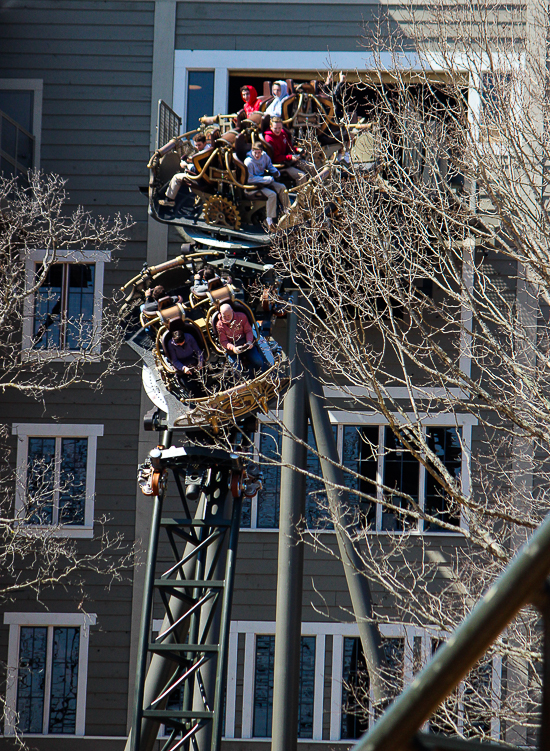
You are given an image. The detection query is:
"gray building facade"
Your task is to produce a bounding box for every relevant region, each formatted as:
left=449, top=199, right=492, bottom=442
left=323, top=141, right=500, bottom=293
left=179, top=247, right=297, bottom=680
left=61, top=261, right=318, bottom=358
left=0, top=2, right=490, bottom=750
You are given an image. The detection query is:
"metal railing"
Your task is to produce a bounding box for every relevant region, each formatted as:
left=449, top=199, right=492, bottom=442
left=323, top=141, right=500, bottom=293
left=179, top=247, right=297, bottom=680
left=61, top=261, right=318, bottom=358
left=157, top=100, right=182, bottom=150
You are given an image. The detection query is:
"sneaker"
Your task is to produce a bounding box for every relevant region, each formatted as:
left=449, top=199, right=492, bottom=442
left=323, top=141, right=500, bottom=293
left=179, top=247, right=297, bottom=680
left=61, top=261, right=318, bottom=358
left=159, top=198, right=175, bottom=207
left=268, top=223, right=277, bottom=233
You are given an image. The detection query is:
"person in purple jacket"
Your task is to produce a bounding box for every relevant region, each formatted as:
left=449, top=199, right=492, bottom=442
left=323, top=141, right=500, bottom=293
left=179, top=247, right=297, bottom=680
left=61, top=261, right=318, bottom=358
left=165, top=329, right=205, bottom=396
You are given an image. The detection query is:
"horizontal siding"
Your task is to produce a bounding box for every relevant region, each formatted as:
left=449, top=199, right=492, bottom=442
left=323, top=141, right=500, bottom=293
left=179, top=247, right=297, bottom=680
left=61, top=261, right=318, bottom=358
left=176, top=1, right=398, bottom=51
left=0, top=0, right=154, bottom=217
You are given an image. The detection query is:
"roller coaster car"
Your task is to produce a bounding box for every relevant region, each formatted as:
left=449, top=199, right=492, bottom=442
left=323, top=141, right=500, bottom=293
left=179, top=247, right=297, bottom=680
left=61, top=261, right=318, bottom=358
left=148, top=127, right=298, bottom=244
left=121, top=254, right=289, bottom=432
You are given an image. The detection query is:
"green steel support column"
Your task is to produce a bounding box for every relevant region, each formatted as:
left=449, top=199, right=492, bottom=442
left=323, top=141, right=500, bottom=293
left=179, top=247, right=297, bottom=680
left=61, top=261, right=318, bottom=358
left=130, top=456, right=165, bottom=751
left=271, top=293, right=308, bottom=751
left=353, top=511, right=550, bottom=751
left=303, top=349, right=388, bottom=707
left=211, top=493, right=243, bottom=751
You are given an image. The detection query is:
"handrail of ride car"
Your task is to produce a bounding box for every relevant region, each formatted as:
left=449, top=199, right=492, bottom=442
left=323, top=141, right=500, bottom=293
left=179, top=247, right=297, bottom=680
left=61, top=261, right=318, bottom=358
left=121, top=251, right=225, bottom=292
left=146, top=130, right=202, bottom=169
left=223, top=150, right=264, bottom=190
left=179, top=148, right=219, bottom=182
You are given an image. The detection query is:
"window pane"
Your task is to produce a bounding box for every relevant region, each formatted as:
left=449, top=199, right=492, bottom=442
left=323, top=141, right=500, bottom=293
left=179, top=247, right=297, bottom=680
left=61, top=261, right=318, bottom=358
left=0, top=91, right=33, bottom=132
left=257, top=426, right=282, bottom=528
left=305, top=424, right=335, bottom=530
left=425, top=427, right=461, bottom=531
left=0, top=155, right=15, bottom=177
left=298, top=636, right=315, bottom=738
left=27, top=437, right=56, bottom=524
left=253, top=635, right=316, bottom=738
left=341, top=637, right=369, bottom=739
left=17, top=626, right=47, bottom=733
left=382, top=428, right=419, bottom=531
left=66, top=264, right=95, bottom=350
left=342, top=425, right=378, bottom=525
left=1, top=115, right=17, bottom=157
left=382, top=637, right=404, bottom=698
left=17, top=130, right=33, bottom=168
left=33, top=263, right=63, bottom=349
left=48, top=627, right=79, bottom=733
left=59, top=438, right=87, bottom=525
left=186, top=71, right=214, bottom=132
left=253, top=635, right=275, bottom=737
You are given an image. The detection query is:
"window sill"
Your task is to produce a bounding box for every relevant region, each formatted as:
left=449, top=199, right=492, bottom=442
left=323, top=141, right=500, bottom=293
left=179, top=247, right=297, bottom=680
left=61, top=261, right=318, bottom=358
left=14, top=525, right=94, bottom=539
left=240, top=528, right=465, bottom=536
left=21, top=348, right=102, bottom=363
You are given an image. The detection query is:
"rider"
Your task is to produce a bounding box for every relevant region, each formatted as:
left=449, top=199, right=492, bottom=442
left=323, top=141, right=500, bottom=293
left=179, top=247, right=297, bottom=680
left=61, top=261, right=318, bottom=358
left=216, top=303, right=266, bottom=373
left=240, top=85, right=262, bottom=117
left=165, top=329, right=205, bottom=397
left=264, top=116, right=307, bottom=186
left=159, top=132, right=210, bottom=208
left=244, top=142, right=289, bottom=232
left=265, top=80, right=289, bottom=117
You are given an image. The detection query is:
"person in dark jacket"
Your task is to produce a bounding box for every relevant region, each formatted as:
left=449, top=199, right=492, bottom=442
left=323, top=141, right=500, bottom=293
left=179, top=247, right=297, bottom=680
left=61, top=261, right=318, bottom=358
left=165, top=329, right=205, bottom=396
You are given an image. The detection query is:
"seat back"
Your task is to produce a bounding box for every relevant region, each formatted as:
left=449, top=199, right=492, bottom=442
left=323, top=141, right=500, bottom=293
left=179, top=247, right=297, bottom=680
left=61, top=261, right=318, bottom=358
left=191, top=147, right=215, bottom=183
left=158, top=151, right=182, bottom=186
left=259, top=134, right=274, bottom=161
left=232, top=155, right=250, bottom=186
left=234, top=132, right=250, bottom=162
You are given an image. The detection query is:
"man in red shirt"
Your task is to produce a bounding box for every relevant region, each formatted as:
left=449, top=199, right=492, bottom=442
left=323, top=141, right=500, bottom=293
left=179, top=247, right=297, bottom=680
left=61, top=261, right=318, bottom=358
left=216, top=303, right=266, bottom=373
left=264, top=116, right=308, bottom=186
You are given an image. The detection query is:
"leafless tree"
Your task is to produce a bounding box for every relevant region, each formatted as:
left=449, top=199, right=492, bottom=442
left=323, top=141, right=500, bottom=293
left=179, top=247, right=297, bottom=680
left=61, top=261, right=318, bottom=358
left=264, top=0, right=550, bottom=740
left=0, top=171, right=134, bottom=738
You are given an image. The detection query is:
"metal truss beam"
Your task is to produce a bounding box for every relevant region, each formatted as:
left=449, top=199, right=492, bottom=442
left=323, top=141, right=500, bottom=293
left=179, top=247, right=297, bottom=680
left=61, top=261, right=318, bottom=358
left=127, top=444, right=244, bottom=751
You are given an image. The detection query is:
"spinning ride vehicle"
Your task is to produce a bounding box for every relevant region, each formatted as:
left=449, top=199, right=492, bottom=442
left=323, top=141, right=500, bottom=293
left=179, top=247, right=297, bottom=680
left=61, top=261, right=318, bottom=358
left=121, top=252, right=289, bottom=432
left=147, top=81, right=344, bottom=241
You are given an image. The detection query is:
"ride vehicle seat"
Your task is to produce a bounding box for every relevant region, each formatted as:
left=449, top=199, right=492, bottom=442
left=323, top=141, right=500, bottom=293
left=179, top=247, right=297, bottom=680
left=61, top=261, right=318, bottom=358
left=161, top=321, right=209, bottom=369
left=208, top=300, right=258, bottom=355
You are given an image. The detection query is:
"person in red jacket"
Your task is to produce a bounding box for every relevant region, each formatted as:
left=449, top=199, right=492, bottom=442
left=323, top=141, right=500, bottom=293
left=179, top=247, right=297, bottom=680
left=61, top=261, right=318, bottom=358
left=263, top=116, right=308, bottom=185
left=240, top=85, right=262, bottom=117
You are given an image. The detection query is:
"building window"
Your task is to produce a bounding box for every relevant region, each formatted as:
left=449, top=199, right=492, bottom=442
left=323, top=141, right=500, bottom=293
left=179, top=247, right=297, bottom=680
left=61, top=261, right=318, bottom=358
left=22, top=250, right=110, bottom=356
left=244, top=419, right=468, bottom=533
left=186, top=71, right=214, bottom=132
left=242, top=422, right=334, bottom=531
left=252, top=634, right=316, bottom=739
left=0, top=79, right=43, bottom=171
left=12, top=423, right=104, bottom=538
left=33, top=263, right=96, bottom=350
left=4, top=612, right=96, bottom=736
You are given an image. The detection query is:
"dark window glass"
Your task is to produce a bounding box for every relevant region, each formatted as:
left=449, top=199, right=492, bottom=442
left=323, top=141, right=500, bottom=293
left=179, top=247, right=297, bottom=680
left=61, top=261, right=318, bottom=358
left=341, top=637, right=369, bottom=739
left=342, top=636, right=404, bottom=739
left=382, top=428, right=419, bottom=531
left=413, top=635, right=423, bottom=675
left=17, top=627, right=47, bottom=733
left=253, top=635, right=316, bottom=738
left=429, top=638, right=459, bottom=734
left=1, top=155, right=15, bottom=177
left=17, top=130, right=33, bottom=168
left=425, top=427, right=461, bottom=531
left=48, top=627, right=79, bottom=733
left=186, top=71, right=214, bottom=132
left=463, top=660, right=493, bottom=737
left=27, top=437, right=56, bottom=524
left=0, top=91, right=33, bottom=132
left=342, top=425, right=378, bottom=525
left=34, top=263, right=63, bottom=348
left=59, top=438, right=87, bottom=525
left=298, top=636, right=315, bottom=738
left=1, top=115, right=17, bottom=157
left=253, top=635, right=275, bottom=737
left=305, top=424, right=336, bottom=530
left=66, top=264, right=95, bottom=349
left=33, top=264, right=95, bottom=351
left=257, top=425, right=281, bottom=528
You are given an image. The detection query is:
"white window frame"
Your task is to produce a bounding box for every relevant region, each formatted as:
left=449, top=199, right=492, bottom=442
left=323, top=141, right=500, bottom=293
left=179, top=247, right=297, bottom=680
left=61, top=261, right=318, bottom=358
left=3, top=611, right=97, bottom=736
left=173, top=50, right=429, bottom=126
left=22, top=249, right=111, bottom=359
left=0, top=78, right=43, bottom=168
left=12, top=423, right=104, bottom=539
left=224, top=620, right=501, bottom=743
left=245, top=412, right=475, bottom=534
